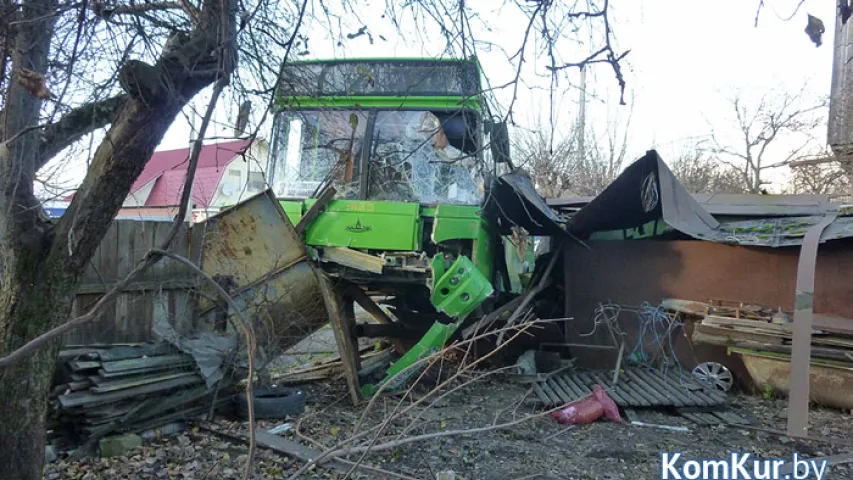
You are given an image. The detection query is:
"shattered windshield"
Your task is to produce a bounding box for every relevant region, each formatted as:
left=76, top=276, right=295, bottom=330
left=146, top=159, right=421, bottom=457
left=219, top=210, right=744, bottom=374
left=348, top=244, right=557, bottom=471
left=269, top=110, right=485, bottom=205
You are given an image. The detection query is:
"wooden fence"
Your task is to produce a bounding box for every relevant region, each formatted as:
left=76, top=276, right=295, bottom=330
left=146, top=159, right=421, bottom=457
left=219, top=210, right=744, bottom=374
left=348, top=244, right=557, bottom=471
left=63, top=220, right=200, bottom=346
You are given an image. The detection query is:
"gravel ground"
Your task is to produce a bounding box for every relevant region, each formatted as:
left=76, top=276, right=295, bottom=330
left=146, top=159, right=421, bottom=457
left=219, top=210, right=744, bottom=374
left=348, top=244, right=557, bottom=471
left=44, top=371, right=853, bottom=480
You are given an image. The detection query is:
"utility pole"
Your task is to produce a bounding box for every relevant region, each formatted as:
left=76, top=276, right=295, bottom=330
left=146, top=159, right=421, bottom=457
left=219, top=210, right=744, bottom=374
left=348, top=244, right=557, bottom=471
left=827, top=0, right=853, bottom=200
left=578, top=65, right=588, bottom=164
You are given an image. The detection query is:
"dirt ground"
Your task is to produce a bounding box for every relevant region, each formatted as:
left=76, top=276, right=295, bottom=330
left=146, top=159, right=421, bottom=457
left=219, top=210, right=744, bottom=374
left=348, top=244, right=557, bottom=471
left=44, top=373, right=853, bottom=480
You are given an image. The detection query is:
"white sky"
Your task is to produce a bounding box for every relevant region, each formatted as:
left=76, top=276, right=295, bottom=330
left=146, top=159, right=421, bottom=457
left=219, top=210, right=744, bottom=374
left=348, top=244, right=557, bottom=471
left=45, top=0, right=842, bottom=196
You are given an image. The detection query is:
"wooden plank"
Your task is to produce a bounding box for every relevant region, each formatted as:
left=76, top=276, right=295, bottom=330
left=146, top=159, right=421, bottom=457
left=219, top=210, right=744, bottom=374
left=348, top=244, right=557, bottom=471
left=94, top=343, right=175, bottom=361
left=539, top=382, right=563, bottom=405
left=545, top=379, right=572, bottom=404
left=554, top=375, right=585, bottom=399
left=91, top=372, right=197, bottom=393
left=97, top=362, right=193, bottom=378
left=57, top=376, right=202, bottom=409
left=624, top=369, right=686, bottom=407
left=100, top=355, right=189, bottom=373
left=295, top=187, right=336, bottom=234
left=345, top=283, right=394, bottom=324
left=317, top=270, right=362, bottom=405
left=693, top=323, right=784, bottom=345
left=703, top=316, right=792, bottom=334
left=75, top=279, right=197, bottom=295
left=320, top=247, right=385, bottom=274
left=70, top=361, right=102, bottom=371
left=562, top=374, right=592, bottom=396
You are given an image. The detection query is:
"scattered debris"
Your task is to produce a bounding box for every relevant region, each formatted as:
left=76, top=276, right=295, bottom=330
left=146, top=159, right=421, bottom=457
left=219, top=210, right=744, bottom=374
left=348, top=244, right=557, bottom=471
left=98, top=433, right=142, bottom=458
left=49, top=343, right=236, bottom=452
left=673, top=297, right=853, bottom=409
left=692, top=361, right=735, bottom=392
left=266, top=423, right=292, bottom=435
left=535, top=366, right=727, bottom=408
left=552, top=385, right=621, bottom=425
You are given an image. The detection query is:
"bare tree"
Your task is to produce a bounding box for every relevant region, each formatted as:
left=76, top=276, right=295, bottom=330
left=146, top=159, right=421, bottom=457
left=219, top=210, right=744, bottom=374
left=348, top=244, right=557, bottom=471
left=667, top=146, right=746, bottom=194
left=0, top=1, right=629, bottom=478
left=790, top=163, right=850, bottom=199
left=707, top=87, right=827, bottom=194
left=514, top=112, right=630, bottom=198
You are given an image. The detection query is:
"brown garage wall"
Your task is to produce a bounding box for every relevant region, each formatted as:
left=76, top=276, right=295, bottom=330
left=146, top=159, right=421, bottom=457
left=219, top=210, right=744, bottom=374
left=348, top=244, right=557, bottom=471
left=561, top=239, right=853, bottom=387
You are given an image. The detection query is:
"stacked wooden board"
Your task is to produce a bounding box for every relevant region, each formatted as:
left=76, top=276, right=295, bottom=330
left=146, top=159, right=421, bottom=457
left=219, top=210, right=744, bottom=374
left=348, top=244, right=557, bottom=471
left=50, top=343, right=234, bottom=444
left=664, top=298, right=853, bottom=409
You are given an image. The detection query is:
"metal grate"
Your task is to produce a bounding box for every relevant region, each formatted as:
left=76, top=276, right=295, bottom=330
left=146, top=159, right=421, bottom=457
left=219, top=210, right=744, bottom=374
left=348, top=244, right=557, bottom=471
left=535, top=367, right=728, bottom=408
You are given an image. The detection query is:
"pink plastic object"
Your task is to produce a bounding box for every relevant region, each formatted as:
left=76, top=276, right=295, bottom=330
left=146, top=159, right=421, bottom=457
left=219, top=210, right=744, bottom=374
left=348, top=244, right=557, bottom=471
left=593, top=384, right=622, bottom=422
left=551, top=384, right=622, bottom=425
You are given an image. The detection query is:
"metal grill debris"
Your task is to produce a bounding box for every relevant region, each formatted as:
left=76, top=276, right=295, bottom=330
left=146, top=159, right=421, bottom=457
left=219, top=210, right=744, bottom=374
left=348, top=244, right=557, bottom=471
left=534, top=367, right=728, bottom=408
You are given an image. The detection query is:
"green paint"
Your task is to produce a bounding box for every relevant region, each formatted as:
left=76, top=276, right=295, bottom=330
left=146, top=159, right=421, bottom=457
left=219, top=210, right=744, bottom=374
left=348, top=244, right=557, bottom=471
left=431, top=205, right=493, bottom=279
left=431, top=205, right=482, bottom=243
left=795, top=291, right=814, bottom=310
left=303, top=199, right=420, bottom=251
left=279, top=200, right=304, bottom=225
left=275, top=95, right=482, bottom=111
left=589, top=219, right=672, bottom=240
left=361, top=319, right=462, bottom=397
left=430, top=255, right=493, bottom=320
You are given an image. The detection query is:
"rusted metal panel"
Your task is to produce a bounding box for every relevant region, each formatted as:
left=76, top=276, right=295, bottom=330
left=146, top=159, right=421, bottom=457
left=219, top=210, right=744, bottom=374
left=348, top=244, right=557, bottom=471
left=195, top=190, right=329, bottom=356
left=562, top=239, right=853, bottom=391
left=197, top=190, right=307, bottom=311
left=788, top=211, right=838, bottom=437
left=740, top=353, right=853, bottom=411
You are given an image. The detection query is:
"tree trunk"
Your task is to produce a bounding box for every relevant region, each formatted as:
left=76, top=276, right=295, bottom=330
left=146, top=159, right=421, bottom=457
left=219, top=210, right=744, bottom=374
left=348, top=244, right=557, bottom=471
left=0, top=242, right=78, bottom=478
left=0, top=0, right=237, bottom=477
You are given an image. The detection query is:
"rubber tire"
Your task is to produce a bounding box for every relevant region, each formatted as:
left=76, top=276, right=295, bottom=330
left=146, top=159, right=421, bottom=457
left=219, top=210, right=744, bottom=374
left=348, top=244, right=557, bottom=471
left=234, top=385, right=306, bottom=420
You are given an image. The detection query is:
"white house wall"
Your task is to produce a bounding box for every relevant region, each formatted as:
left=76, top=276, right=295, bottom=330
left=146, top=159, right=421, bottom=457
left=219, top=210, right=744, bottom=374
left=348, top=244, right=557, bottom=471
left=123, top=176, right=158, bottom=207
left=209, top=140, right=270, bottom=209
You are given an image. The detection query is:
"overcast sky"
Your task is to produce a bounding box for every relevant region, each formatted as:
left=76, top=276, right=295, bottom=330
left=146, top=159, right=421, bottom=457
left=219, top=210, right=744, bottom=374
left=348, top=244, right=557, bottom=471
left=46, top=0, right=842, bottom=196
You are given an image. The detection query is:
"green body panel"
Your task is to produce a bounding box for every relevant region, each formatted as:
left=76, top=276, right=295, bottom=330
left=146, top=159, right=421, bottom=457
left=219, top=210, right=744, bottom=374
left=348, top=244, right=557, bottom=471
left=302, top=199, right=420, bottom=251
left=361, top=319, right=461, bottom=396
left=275, top=95, right=482, bottom=111
left=589, top=219, right=672, bottom=240
left=430, top=255, right=494, bottom=320
left=431, top=205, right=494, bottom=281
left=279, top=200, right=304, bottom=225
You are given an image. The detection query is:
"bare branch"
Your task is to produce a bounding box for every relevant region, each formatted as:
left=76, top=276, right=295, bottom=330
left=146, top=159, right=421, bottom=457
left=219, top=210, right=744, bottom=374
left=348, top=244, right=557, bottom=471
left=37, top=94, right=126, bottom=169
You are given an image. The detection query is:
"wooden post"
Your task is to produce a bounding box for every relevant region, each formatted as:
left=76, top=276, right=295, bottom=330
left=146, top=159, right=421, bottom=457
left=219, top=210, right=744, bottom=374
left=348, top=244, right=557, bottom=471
left=316, top=270, right=362, bottom=405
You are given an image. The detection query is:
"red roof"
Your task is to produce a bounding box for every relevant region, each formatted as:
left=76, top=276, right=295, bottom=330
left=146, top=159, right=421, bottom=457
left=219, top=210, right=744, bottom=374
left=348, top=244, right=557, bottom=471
left=127, top=139, right=252, bottom=208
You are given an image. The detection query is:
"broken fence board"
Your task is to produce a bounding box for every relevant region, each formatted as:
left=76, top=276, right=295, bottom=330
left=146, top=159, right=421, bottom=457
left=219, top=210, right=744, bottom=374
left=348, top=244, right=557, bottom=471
left=58, top=376, right=202, bottom=409
left=90, top=372, right=197, bottom=393
left=100, top=355, right=190, bottom=373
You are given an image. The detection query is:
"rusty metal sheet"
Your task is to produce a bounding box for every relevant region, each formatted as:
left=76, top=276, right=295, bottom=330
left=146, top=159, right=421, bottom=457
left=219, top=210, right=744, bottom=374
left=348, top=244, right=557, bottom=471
left=196, top=190, right=307, bottom=311
left=194, top=189, right=329, bottom=358
left=788, top=210, right=838, bottom=437
left=741, top=352, right=853, bottom=411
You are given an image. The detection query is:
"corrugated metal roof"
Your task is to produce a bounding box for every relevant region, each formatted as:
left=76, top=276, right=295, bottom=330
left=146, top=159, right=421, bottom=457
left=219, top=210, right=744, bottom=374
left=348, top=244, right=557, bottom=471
left=548, top=193, right=839, bottom=217
left=563, top=151, right=853, bottom=247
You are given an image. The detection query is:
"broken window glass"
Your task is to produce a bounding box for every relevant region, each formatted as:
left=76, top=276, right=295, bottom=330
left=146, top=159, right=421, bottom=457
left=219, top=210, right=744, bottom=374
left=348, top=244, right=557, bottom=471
left=269, top=110, right=485, bottom=205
